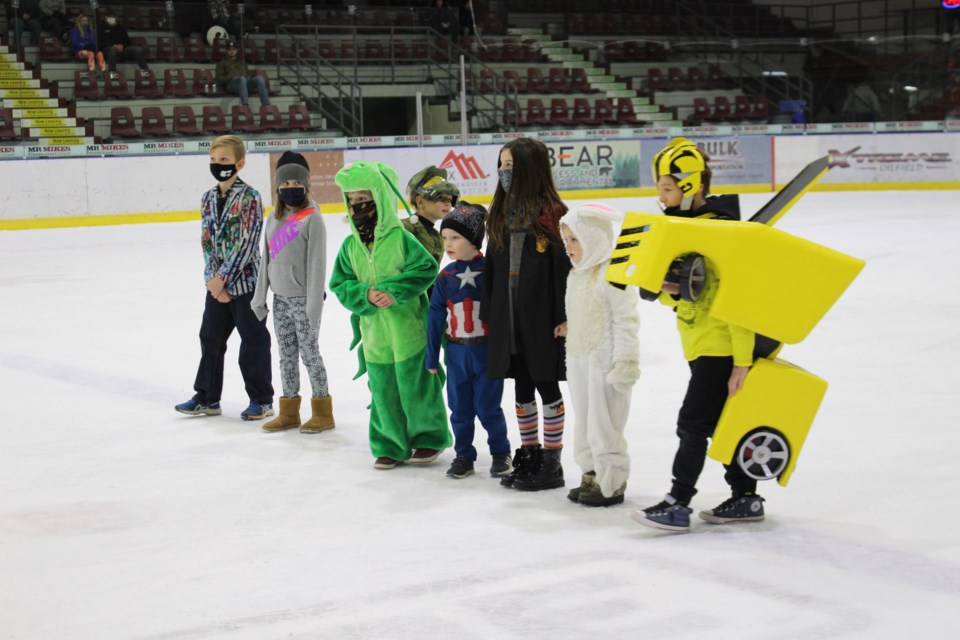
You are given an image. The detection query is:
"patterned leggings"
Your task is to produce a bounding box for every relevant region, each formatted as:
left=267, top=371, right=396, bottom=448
left=273, top=294, right=329, bottom=398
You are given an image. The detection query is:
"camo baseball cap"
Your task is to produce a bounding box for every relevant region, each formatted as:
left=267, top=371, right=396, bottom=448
left=408, top=166, right=460, bottom=204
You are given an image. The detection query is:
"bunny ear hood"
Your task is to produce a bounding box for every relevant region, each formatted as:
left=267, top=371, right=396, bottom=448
left=559, top=202, right=622, bottom=271
left=335, top=160, right=404, bottom=239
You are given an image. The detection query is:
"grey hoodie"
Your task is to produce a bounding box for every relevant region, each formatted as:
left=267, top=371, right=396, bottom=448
left=251, top=198, right=327, bottom=331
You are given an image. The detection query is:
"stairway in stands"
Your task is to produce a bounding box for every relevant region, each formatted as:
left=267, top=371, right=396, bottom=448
left=0, top=41, right=93, bottom=145
left=508, top=27, right=681, bottom=126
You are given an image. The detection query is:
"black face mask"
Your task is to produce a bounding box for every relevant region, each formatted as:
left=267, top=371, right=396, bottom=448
left=279, top=186, right=306, bottom=206
left=350, top=200, right=376, bottom=218
left=350, top=200, right=377, bottom=243
left=210, top=163, right=237, bottom=182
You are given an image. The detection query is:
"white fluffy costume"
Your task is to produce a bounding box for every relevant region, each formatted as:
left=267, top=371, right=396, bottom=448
left=560, top=203, right=641, bottom=498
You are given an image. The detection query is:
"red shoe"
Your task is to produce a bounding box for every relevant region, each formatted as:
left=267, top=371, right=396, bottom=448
left=374, top=457, right=401, bottom=470
left=409, top=448, right=442, bottom=464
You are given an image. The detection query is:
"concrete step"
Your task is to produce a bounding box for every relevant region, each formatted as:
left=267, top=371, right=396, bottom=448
left=0, top=77, right=39, bottom=89
left=13, top=107, right=69, bottom=118
left=0, top=88, right=49, bottom=100
left=25, top=126, right=85, bottom=137
left=592, top=81, right=627, bottom=91
left=507, top=28, right=544, bottom=36
left=34, top=136, right=94, bottom=145
left=21, top=117, right=79, bottom=128
left=546, top=52, right=583, bottom=63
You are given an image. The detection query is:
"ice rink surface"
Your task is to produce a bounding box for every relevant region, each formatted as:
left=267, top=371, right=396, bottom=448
left=1, top=191, right=958, bottom=639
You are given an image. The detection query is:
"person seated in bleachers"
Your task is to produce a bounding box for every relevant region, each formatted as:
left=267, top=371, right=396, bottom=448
left=208, top=0, right=242, bottom=39
left=69, top=14, right=105, bottom=74
left=98, top=8, right=150, bottom=79
left=215, top=38, right=270, bottom=107
left=38, top=0, right=70, bottom=42
left=13, top=0, right=43, bottom=47
left=423, top=0, right=457, bottom=39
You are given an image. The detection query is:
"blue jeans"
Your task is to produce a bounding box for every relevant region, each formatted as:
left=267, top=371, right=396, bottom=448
left=446, top=342, right=510, bottom=461
left=14, top=17, right=42, bottom=46
left=226, top=76, right=270, bottom=106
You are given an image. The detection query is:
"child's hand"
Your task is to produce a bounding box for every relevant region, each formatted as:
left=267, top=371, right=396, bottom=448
left=607, top=360, right=640, bottom=394
left=215, top=290, right=232, bottom=304
left=554, top=322, right=567, bottom=338
left=367, top=288, right=393, bottom=307
left=728, top=365, right=750, bottom=397
left=661, top=281, right=680, bottom=295
left=374, top=291, right=395, bottom=308
left=207, top=276, right=226, bottom=296
left=427, top=368, right=438, bottom=374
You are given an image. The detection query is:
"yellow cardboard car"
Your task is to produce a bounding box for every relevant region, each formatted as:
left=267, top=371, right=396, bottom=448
left=606, top=199, right=864, bottom=486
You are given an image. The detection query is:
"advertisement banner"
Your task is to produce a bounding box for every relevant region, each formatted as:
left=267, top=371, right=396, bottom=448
left=268, top=150, right=346, bottom=207
left=0, top=144, right=22, bottom=159
left=777, top=133, right=960, bottom=184
left=875, top=121, right=943, bottom=133
left=24, top=144, right=87, bottom=158
left=142, top=141, right=192, bottom=154
left=546, top=140, right=642, bottom=190
left=293, top=136, right=345, bottom=150
left=342, top=146, right=501, bottom=199
left=250, top=138, right=294, bottom=152
left=85, top=143, right=141, bottom=156
left=639, top=136, right=773, bottom=187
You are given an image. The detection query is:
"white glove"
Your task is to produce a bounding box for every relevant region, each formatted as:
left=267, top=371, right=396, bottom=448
left=606, top=360, right=640, bottom=394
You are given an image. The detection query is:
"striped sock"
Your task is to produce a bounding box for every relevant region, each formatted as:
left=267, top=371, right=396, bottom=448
left=543, top=398, right=565, bottom=449
left=516, top=401, right=540, bottom=447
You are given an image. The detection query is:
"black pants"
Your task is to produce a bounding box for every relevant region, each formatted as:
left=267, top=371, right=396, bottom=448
left=670, top=356, right=756, bottom=504
left=193, top=292, right=273, bottom=405
left=511, top=354, right=561, bottom=405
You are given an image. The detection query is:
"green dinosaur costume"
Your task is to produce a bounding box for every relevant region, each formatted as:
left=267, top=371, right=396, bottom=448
left=329, top=160, right=452, bottom=461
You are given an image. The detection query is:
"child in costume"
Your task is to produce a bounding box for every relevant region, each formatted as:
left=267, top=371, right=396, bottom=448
left=176, top=134, right=273, bottom=421
left=631, top=138, right=774, bottom=533
left=251, top=151, right=335, bottom=434
left=404, top=165, right=460, bottom=266
left=329, top=161, right=452, bottom=470
left=559, top=203, right=641, bottom=507
left=425, top=201, right=512, bottom=479
left=480, top=137, right=571, bottom=492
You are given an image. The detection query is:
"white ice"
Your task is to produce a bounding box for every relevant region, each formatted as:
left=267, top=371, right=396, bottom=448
left=1, top=191, right=958, bottom=639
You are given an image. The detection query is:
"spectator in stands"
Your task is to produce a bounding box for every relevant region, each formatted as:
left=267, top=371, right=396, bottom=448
left=424, top=0, right=457, bottom=39
left=38, top=0, right=70, bottom=42
left=842, top=81, right=881, bottom=122
left=70, top=14, right=106, bottom=75
left=215, top=38, right=270, bottom=107
left=13, top=0, right=43, bottom=46
left=457, top=0, right=476, bottom=40
left=208, top=0, right=242, bottom=39
left=98, top=8, right=150, bottom=79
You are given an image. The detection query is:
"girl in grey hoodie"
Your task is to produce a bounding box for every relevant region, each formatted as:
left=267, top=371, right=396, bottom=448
left=252, top=152, right=335, bottom=433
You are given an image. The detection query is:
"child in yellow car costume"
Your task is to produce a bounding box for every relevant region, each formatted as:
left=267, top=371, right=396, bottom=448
left=632, top=139, right=778, bottom=533
left=328, top=161, right=452, bottom=470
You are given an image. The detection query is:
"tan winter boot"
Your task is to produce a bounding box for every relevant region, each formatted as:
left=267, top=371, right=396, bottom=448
left=262, top=396, right=302, bottom=432
left=300, top=395, right=335, bottom=433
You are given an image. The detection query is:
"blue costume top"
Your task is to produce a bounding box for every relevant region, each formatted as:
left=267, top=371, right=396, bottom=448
left=426, top=253, right=487, bottom=370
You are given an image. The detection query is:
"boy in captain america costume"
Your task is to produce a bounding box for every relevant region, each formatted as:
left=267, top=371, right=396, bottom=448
left=425, top=202, right=512, bottom=479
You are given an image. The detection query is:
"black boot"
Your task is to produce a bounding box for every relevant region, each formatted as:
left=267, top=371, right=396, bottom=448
left=514, top=447, right=564, bottom=491
left=500, top=445, right=541, bottom=488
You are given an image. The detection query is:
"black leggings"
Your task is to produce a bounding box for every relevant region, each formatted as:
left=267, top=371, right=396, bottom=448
left=511, top=354, right=561, bottom=404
